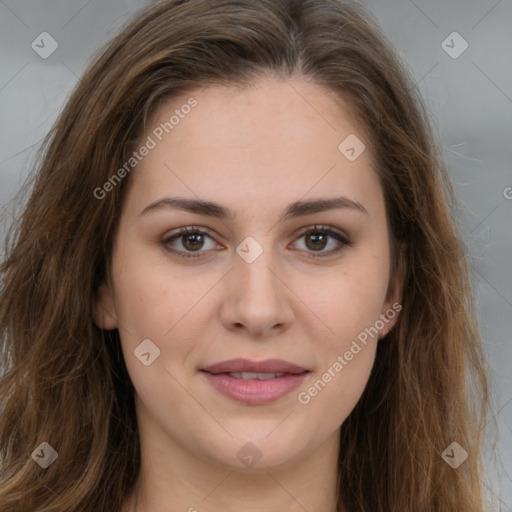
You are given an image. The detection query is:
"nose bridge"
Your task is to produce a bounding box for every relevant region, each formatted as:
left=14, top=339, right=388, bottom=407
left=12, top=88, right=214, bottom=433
left=235, top=235, right=281, bottom=304
left=222, top=234, right=294, bottom=335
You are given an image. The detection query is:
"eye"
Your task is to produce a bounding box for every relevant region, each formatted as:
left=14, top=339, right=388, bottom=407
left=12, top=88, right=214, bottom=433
left=161, top=226, right=221, bottom=258
left=161, top=224, right=352, bottom=259
left=290, top=224, right=352, bottom=257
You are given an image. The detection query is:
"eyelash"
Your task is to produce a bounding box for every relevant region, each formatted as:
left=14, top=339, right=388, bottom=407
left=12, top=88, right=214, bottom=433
left=161, top=224, right=352, bottom=259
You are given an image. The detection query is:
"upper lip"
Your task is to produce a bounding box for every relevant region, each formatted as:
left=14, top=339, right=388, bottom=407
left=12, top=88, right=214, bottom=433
left=201, top=358, right=308, bottom=374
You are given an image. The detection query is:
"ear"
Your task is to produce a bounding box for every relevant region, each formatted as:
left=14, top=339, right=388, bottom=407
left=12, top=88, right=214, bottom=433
left=380, top=243, right=407, bottom=337
left=93, top=282, right=118, bottom=330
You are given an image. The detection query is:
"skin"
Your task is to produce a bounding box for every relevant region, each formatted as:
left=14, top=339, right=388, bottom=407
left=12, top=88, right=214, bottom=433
left=94, top=76, right=405, bottom=512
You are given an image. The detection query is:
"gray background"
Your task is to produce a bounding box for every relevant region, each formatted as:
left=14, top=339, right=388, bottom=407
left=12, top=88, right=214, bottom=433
left=0, top=0, right=511, bottom=509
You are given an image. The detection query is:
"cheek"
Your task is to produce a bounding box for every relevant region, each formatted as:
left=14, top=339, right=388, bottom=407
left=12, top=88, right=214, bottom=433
left=303, top=343, right=377, bottom=430
left=111, top=237, right=190, bottom=332
left=294, top=252, right=388, bottom=413
left=295, top=279, right=381, bottom=429
left=110, top=243, right=217, bottom=378
left=303, top=253, right=389, bottom=345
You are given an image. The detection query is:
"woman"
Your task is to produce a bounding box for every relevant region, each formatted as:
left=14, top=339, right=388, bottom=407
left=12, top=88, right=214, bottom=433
left=0, top=0, right=491, bottom=510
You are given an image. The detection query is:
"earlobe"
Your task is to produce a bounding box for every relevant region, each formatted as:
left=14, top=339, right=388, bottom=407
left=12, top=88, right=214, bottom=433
left=93, top=283, right=118, bottom=330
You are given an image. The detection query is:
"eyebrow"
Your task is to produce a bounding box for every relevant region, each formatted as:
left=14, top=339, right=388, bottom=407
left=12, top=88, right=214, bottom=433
left=138, top=195, right=369, bottom=221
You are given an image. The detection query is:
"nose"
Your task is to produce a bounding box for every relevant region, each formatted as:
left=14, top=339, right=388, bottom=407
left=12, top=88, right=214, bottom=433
left=218, top=245, right=295, bottom=339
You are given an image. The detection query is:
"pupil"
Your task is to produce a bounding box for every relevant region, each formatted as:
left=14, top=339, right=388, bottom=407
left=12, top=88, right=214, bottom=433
left=184, top=233, right=203, bottom=250
left=306, top=233, right=327, bottom=250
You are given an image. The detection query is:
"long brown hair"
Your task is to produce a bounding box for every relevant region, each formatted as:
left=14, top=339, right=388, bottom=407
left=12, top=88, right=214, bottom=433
left=0, top=1, right=491, bottom=510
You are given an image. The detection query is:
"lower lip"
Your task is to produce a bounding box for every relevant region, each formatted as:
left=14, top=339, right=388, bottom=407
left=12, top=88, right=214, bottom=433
left=201, top=371, right=308, bottom=405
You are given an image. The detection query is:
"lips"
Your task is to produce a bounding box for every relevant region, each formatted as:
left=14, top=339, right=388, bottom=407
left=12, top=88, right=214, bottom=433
left=200, top=358, right=309, bottom=405
left=201, top=358, right=308, bottom=375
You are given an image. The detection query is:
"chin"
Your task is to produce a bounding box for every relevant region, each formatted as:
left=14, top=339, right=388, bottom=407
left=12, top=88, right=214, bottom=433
left=198, top=432, right=311, bottom=472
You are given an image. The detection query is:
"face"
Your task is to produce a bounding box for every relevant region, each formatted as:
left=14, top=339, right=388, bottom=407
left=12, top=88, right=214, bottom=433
left=95, top=77, right=404, bottom=472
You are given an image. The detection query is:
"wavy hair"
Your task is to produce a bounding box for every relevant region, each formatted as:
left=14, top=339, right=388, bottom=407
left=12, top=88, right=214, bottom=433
left=0, top=0, right=490, bottom=510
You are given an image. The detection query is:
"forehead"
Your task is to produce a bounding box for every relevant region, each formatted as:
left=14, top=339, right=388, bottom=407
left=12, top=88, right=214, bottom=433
left=153, top=78, right=369, bottom=153
left=124, top=77, right=382, bottom=220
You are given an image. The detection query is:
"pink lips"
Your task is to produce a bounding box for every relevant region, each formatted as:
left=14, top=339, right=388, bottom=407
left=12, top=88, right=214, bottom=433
left=200, top=358, right=309, bottom=405
left=202, top=358, right=308, bottom=374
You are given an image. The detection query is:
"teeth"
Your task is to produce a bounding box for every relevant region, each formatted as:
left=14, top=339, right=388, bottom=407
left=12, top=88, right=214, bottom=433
left=228, top=372, right=285, bottom=380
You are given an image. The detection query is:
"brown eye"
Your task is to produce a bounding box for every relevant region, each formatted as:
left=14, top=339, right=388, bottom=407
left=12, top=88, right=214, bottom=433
left=162, top=227, right=220, bottom=258
left=181, top=232, right=205, bottom=251
left=161, top=224, right=351, bottom=259
left=293, top=225, right=351, bottom=257
left=304, top=232, right=328, bottom=251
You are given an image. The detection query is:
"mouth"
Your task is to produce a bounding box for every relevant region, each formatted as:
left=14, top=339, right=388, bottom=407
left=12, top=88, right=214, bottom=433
left=201, top=357, right=308, bottom=375
left=200, top=358, right=310, bottom=405
left=219, top=371, right=288, bottom=380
